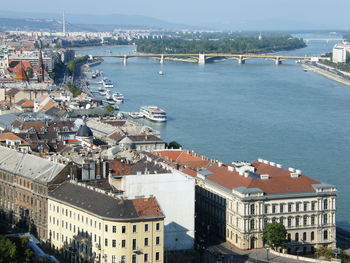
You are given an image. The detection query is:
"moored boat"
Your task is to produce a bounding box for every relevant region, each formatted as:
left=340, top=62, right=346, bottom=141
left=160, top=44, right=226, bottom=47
left=140, top=106, right=167, bottom=122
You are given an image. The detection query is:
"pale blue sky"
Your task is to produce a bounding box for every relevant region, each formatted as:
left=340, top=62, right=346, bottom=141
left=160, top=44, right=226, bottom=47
left=2, top=0, right=350, bottom=30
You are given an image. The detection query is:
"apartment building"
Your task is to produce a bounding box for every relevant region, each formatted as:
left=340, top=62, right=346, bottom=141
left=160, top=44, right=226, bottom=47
left=48, top=180, right=164, bottom=263
left=0, top=145, right=69, bottom=240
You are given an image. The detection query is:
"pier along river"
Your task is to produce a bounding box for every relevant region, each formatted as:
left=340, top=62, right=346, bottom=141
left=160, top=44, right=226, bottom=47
left=77, top=34, right=350, bottom=230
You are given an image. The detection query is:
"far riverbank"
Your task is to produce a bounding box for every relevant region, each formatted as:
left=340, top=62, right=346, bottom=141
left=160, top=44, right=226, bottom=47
left=302, top=62, right=350, bottom=87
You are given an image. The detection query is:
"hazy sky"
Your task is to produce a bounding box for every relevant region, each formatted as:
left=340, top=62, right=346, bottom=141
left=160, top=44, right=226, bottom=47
left=3, top=0, right=350, bottom=29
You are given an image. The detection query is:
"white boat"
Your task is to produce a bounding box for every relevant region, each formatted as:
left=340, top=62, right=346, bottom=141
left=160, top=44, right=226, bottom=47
left=105, top=89, right=112, bottom=100
left=102, top=78, right=114, bottom=89
left=129, top=112, right=143, bottom=119
left=112, top=92, right=124, bottom=103
left=140, top=106, right=167, bottom=122
left=159, top=70, right=165, bottom=75
left=99, top=88, right=109, bottom=96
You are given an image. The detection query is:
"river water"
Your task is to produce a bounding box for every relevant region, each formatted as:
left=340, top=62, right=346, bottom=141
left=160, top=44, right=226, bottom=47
left=77, top=34, right=350, bottom=229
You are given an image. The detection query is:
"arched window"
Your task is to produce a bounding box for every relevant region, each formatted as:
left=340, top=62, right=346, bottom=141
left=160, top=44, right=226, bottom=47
left=303, top=232, right=307, bottom=241
left=295, top=232, right=299, bottom=241
left=250, top=204, right=255, bottom=215
left=287, top=233, right=291, bottom=241
left=324, top=214, right=328, bottom=224
left=324, top=230, right=328, bottom=240
left=250, top=219, right=255, bottom=230
left=311, top=231, right=314, bottom=241
left=324, top=199, right=328, bottom=210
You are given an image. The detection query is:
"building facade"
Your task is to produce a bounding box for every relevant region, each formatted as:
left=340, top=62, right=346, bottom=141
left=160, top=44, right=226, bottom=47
left=0, top=145, right=69, bottom=240
left=48, top=181, right=164, bottom=263
left=186, top=159, right=337, bottom=254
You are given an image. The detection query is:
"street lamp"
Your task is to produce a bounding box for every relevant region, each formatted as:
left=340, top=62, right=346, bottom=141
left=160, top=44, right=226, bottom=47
left=264, top=244, right=270, bottom=262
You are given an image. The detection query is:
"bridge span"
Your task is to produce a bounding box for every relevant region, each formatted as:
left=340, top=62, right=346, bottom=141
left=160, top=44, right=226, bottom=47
left=90, top=53, right=329, bottom=65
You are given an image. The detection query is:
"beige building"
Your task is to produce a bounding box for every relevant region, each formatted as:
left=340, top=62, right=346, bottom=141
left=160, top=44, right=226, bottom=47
left=181, top=158, right=337, bottom=254
left=48, top=180, right=165, bottom=263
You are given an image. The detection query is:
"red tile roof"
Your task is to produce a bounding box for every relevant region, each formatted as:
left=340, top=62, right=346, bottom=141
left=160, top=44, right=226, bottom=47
left=200, top=162, right=320, bottom=195
left=21, top=100, right=34, bottom=108
left=153, top=150, right=211, bottom=169
left=132, top=197, right=164, bottom=218
left=0, top=132, right=29, bottom=144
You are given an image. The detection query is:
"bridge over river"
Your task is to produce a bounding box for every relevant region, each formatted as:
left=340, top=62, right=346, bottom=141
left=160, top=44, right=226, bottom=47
left=90, top=53, right=329, bottom=65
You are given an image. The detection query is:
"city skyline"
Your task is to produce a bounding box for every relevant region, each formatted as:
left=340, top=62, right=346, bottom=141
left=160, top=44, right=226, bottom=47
left=1, top=0, right=350, bottom=30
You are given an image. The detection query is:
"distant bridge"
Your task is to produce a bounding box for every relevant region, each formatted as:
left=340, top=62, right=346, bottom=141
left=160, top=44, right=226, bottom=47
left=90, top=53, right=330, bottom=65
left=304, top=38, right=344, bottom=43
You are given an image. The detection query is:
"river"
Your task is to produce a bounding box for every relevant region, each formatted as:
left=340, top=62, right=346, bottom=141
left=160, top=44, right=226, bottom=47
left=77, top=33, right=350, bottom=229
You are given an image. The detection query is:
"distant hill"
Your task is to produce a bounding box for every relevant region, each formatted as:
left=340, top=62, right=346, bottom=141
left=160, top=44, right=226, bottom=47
left=0, top=10, right=199, bottom=31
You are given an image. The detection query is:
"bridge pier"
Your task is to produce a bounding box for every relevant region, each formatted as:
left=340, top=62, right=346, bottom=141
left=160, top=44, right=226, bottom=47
left=160, top=54, right=164, bottom=64
left=198, top=54, right=206, bottom=65
left=238, top=56, right=246, bottom=64
left=275, top=57, right=282, bottom=65
left=122, top=55, right=128, bottom=65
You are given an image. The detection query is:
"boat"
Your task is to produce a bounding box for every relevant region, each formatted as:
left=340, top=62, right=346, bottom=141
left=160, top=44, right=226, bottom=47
left=105, top=89, right=112, bottom=100
left=112, top=92, right=124, bottom=103
left=99, top=89, right=109, bottom=96
left=102, top=78, right=114, bottom=89
left=92, top=71, right=97, bottom=78
left=129, top=112, right=143, bottom=119
left=140, top=106, right=167, bottom=122
left=159, top=70, right=165, bottom=75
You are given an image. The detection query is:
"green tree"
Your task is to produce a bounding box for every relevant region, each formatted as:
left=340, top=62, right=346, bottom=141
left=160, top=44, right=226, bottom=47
left=168, top=141, right=182, bottom=149
left=37, top=257, right=51, bottom=263
left=26, top=67, right=33, bottom=79
left=263, top=222, right=287, bottom=250
left=105, top=105, right=114, bottom=113
left=67, top=82, right=82, bottom=97
left=0, top=235, right=17, bottom=262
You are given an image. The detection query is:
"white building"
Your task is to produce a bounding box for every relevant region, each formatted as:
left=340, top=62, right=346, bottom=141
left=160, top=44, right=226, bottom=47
left=332, top=42, right=350, bottom=63
left=108, top=157, right=195, bottom=251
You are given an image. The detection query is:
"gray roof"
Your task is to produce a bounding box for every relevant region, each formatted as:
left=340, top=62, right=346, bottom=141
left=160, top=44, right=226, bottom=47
left=233, top=187, right=263, bottom=194
left=49, top=181, right=164, bottom=221
left=0, top=145, right=66, bottom=184
left=76, top=124, right=93, bottom=137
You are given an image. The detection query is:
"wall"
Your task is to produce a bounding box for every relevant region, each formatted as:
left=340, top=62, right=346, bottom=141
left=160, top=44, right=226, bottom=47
left=121, top=170, right=195, bottom=251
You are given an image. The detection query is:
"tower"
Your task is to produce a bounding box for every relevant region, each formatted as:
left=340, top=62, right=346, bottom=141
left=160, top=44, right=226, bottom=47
left=37, top=39, right=44, bottom=83
left=62, top=11, right=66, bottom=36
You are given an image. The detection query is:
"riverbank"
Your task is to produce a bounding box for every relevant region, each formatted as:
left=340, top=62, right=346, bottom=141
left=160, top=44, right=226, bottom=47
left=71, top=44, right=133, bottom=51
left=301, top=62, right=350, bottom=86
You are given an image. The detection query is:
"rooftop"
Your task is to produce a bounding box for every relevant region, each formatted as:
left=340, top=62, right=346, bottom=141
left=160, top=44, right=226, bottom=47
left=49, top=181, right=164, bottom=221
left=0, top=145, right=66, bottom=184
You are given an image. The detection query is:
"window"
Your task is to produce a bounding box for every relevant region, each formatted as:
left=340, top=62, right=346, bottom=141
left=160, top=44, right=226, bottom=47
left=132, top=239, right=136, bottom=250
left=121, top=256, right=126, bottom=263
left=311, top=202, right=315, bottom=211
left=250, top=219, right=255, bottom=230
left=304, top=202, right=308, bottom=211
left=156, top=252, right=160, bottom=261
left=133, top=225, right=137, bottom=233
left=104, top=254, right=107, bottom=263
left=144, top=253, right=148, bottom=262
left=156, top=236, right=160, bottom=245
left=113, top=226, right=116, bottom=233
left=112, top=255, right=116, bottom=263
left=250, top=204, right=255, bottom=215
left=112, top=239, right=116, bottom=248
left=132, top=254, right=136, bottom=263
left=280, top=217, right=284, bottom=225
left=295, top=217, right=300, bottom=227
left=144, top=238, right=149, bottom=246
left=303, top=216, right=307, bottom=226
left=105, top=238, right=108, bottom=247
left=105, top=225, right=108, bottom=232
left=264, top=218, right=268, bottom=228
left=264, top=205, right=268, bottom=214
left=311, top=215, right=315, bottom=225
left=324, top=230, right=328, bottom=240
left=272, top=205, right=276, bottom=213
left=296, top=203, right=300, bottom=212
left=122, top=240, right=126, bottom=248
left=144, top=224, right=149, bottom=232
left=280, top=204, right=284, bottom=213
left=287, top=233, right=291, bottom=241
left=156, top=223, right=160, bottom=231
left=303, top=232, right=307, bottom=241
left=122, top=226, right=126, bottom=233
left=324, top=199, right=328, bottom=210
left=295, top=232, right=299, bottom=241
left=311, top=231, right=315, bottom=241
left=324, top=214, right=328, bottom=224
